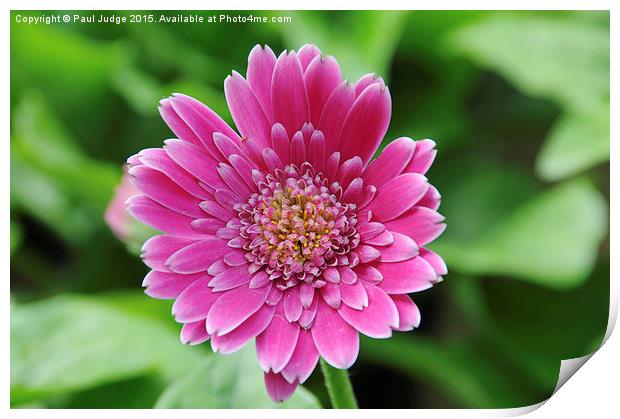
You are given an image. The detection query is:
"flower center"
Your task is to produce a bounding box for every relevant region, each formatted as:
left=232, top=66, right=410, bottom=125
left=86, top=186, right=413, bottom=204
left=239, top=163, right=359, bottom=289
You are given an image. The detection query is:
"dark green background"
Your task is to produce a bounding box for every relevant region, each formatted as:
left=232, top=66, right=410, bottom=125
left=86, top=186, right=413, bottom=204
left=10, top=10, right=610, bottom=408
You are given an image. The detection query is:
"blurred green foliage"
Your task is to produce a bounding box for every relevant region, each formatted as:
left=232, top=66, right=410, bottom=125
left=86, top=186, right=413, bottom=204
left=10, top=10, right=609, bottom=409
left=155, top=344, right=319, bottom=408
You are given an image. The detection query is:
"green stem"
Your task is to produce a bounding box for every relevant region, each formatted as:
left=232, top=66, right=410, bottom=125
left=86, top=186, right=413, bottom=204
left=320, top=359, right=358, bottom=409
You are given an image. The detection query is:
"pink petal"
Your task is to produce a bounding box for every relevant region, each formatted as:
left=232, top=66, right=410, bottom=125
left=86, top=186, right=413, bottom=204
left=307, top=130, right=326, bottom=170
left=227, top=237, right=245, bottom=249
left=379, top=232, right=419, bottom=263
left=419, top=247, right=448, bottom=277
left=214, top=189, right=243, bottom=210
left=391, top=294, right=421, bottom=331
left=247, top=44, right=277, bottom=121
left=281, top=329, right=320, bottom=384
left=356, top=245, right=381, bottom=263
left=208, top=265, right=251, bottom=292
left=417, top=184, right=442, bottom=211
left=339, top=280, right=368, bottom=310
left=283, top=286, right=303, bottom=322
left=338, top=283, right=398, bottom=339
left=224, top=71, right=272, bottom=148
left=216, top=228, right=237, bottom=241
left=290, top=131, right=306, bottom=167
left=165, top=238, right=231, bottom=274
left=338, top=156, right=363, bottom=189
left=358, top=221, right=386, bottom=240
left=167, top=93, right=240, bottom=153
left=363, top=137, right=416, bottom=188
left=217, top=163, right=253, bottom=198
left=264, top=372, right=298, bottom=403
left=376, top=256, right=436, bottom=294
left=297, top=44, right=321, bottom=71
left=367, top=173, right=429, bottom=222
left=224, top=250, right=247, bottom=266
left=128, top=165, right=203, bottom=218
left=256, top=307, right=300, bottom=373
left=385, top=207, right=446, bottom=246
left=339, top=83, right=391, bottom=167
left=142, top=270, right=204, bottom=299
left=298, top=295, right=318, bottom=329
left=324, top=151, right=341, bottom=180
left=164, top=139, right=227, bottom=191
left=159, top=98, right=202, bottom=147
left=299, top=283, right=315, bottom=309
left=353, top=264, right=383, bottom=285
left=338, top=266, right=358, bottom=285
left=304, top=55, right=342, bottom=125
left=208, top=260, right=228, bottom=276
left=354, top=73, right=385, bottom=97
left=249, top=271, right=271, bottom=288
left=140, top=234, right=195, bottom=272
left=364, top=229, right=394, bottom=247
left=342, top=177, right=365, bottom=204
left=311, top=301, right=359, bottom=369
left=405, top=139, right=437, bottom=175
left=137, top=148, right=211, bottom=200
left=191, top=218, right=224, bottom=235
left=172, top=276, right=220, bottom=323
left=272, top=51, right=309, bottom=136
left=212, top=132, right=250, bottom=162
left=206, top=283, right=272, bottom=335
left=358, top=185, right=377, bottom=209
left=266, top=286, right=284, bottom=306
left=262, top=147, right=284, bottom=173
left=211, top=303, right=275, bottom=354
left=228, top=153, right=259, bottom=189
left=271, top=123, right=290, bottom=164
left=323, top=267, right=340, bottom=284
left=180, top=320, right=210, bottom=345
left=318, top=82, right=356, bottom=156
left=320, top=282, right=342, bottom=309
left=199, top=200, right=234, bottom=222
left=127, top=195, right=200, bottom=238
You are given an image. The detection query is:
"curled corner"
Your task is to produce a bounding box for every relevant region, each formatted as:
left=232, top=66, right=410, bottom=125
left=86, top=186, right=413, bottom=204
left=501, top=286, right=617, bottom=416
left=499, top=352, right=604, bottom=416
left=552, top=284, right=618, bottom=396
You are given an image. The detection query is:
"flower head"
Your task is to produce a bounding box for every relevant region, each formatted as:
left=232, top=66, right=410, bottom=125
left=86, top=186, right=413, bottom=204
left=127, top=44, right=446, bottom=402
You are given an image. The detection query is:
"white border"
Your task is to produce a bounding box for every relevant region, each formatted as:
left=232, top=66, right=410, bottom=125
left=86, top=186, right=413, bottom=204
left=3, top=2, right=617, bottom=418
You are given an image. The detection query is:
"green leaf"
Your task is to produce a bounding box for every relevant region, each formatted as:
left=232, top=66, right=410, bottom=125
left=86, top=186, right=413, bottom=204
left=58, top=375, right=167, bottom=409
left=448, top=13, right=609, bottom=113
left=434, top=178, right=608, bottom=289
left=11, top=294, right=203, bottom=406
left=155, top=344, right=321, bottom=408
left=10, top=15, right=122, bottom=101
left=11, top=157, right=93, bottom=243
left=10, top=220, right=23, bottom=256
left=111, top=62, right=164, bottom=117
left=485, top=263, right=609, bottom=364
left=448, top=13, right=609, bottom=180
left=360, top=335, right=537, bottom=408
left=110, top=63, right=231, bottom=123
left=433, top=160, right=539, bottom=244
left=12, top=92, right=120, bottom=213
left=280, top=11, right=408, bottom=80
left=536, top=109, right=610, bottom=181
left=447, top=273, right=604, bottom=393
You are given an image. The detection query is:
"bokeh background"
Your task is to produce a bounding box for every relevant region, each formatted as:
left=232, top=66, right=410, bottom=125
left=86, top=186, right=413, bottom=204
left=10, top=10, right=610, bottom=409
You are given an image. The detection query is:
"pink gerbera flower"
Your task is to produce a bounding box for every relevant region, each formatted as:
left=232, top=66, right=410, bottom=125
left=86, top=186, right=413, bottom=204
left=126, top=44, right=447, bottom=402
